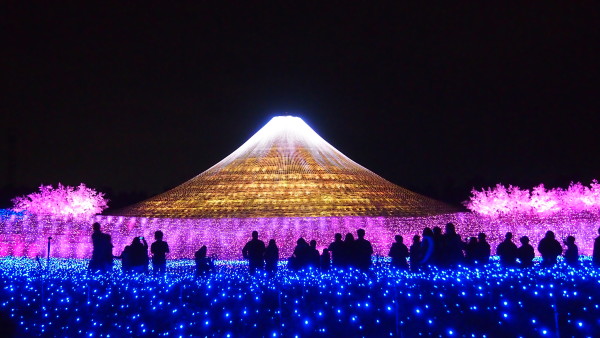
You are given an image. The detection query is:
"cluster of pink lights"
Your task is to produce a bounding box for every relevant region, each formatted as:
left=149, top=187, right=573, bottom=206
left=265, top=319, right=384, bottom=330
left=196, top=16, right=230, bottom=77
left=465, top=181, right=600, bottom=217
left=12, top=183, right=108, bottom=218
left=0, top=211, right=598, bottom=260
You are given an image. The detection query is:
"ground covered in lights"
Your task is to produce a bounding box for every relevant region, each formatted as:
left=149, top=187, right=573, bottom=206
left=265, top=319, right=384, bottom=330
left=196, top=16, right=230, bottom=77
left=0, top=258, right=599, bottom=337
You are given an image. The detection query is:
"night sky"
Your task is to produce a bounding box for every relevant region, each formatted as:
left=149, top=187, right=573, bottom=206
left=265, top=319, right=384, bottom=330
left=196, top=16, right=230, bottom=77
left=1, top=2, right=599, bottom=209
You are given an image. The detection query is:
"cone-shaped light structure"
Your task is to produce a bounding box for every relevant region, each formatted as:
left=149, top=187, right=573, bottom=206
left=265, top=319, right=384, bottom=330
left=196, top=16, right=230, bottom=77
left=117, top=116, right=457, bottom=218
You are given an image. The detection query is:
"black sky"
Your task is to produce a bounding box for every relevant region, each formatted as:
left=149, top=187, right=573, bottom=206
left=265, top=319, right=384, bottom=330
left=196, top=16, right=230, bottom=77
left=1, top=2, right=599, bottom=208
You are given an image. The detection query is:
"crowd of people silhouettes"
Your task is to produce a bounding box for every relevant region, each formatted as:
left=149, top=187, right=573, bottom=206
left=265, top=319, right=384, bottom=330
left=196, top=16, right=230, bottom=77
left=388, top=226, right=587, bottom=270
left=90, top=222, right=600, bottom=274
left=89, top=223, right=170, bottom=274
left=240, top=225, right=600, bottom=273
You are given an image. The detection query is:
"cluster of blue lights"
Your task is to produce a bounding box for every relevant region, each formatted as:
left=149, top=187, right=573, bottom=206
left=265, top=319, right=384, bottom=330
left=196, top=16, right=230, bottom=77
left=0, top=209, right=25, bottom=220
left=0, top=257, right=599, bottom=336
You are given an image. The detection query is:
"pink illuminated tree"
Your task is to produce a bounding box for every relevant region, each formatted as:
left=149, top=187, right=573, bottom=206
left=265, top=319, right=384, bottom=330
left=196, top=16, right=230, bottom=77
left=465, top=180, right=600, bottom=217
left=12, top=183, right=108, bottom=218
left=562, top=180, right=600, bottom=213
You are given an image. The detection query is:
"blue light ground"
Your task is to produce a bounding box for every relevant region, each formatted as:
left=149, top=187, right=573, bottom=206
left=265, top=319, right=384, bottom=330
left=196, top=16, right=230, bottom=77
left=0, top=257, right=598, bottom=337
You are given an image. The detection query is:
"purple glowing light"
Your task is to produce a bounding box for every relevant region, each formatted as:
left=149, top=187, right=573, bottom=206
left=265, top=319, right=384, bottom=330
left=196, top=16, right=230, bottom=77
left=0, top=211, right=598, bottom=260
left=465, top=181, right=600, bottom=217
left=12, top=183, right=108, bottom=218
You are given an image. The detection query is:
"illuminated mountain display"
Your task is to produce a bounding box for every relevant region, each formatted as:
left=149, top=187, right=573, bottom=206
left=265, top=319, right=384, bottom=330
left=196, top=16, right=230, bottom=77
left=117, top=116, right=457, bottom=218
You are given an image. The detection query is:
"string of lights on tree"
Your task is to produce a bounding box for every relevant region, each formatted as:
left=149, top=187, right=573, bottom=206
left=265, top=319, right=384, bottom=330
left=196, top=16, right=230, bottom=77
left=11, top=183, right=108, bottom=218
left=465, top=181, right=600, bottom=217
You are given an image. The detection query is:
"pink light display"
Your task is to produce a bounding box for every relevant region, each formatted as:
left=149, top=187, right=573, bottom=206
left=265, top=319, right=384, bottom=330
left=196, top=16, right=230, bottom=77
left=3, top=118, right=600, bottom=261
left=465, top=181, right=600, bottom=217
left=0, top=211, right=598, bottom=260
left=12, top=183, right=108, bottom=218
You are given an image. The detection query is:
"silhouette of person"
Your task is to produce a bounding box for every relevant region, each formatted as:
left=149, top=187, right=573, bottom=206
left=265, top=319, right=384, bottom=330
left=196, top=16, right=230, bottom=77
left=195, top=245, right=212, bottom=275
left=475, top=233, right=491, bottom=264
left=103, top=233, right=114, bottom=271
left=517, top=236, right=535, bottom=268
left=564, top=236, right=579, bottom=267
left=290, top=237, right=310, bottom=270
left=264, top=239, right=279, bottom=274
left=538, top=231, right=562, bottom=267
left=409, top=235, right=422, bottom=271
left=89, top=223, right=113, bottom=272
left=355, top=229, right=374, bottom=270
left=130, top=236, right=149, bottom=273
left=309, top=240, right=320, bottom=268
left=420, top=227, right=435, bottom=266
left=341, top=233, right=355, bottom=268
left=432, top=226, right=444, bottom=266
left=389, top=235, right=409, bottom=269
left=594, top=227, right=600, bottom=266
left=150, top=230, right=169, bottom=275
left=328, top=233, right=344, bottom=268
left=321, top=248, right=331, bottom=271
left=464, top=237, right=478, bottom=265
left=121, top=241, right=133, bottom=272
left=497, top=232, right=518, bottom=267
left=443, top=223, right=464, bottom=266
left=242, top=231, right=266, bottom=273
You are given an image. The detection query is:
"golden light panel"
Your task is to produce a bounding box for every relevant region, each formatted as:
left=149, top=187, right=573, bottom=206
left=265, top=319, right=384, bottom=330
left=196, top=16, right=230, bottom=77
left=116, top=116, right=457, bottom=218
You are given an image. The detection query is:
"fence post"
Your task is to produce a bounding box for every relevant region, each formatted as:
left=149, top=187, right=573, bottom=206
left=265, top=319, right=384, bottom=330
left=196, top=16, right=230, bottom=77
left=47, top=237, right=52, bottom=270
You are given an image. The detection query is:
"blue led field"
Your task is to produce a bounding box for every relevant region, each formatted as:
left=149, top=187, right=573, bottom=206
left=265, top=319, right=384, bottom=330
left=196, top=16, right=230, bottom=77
left=0, top=257, right=599, bottom=336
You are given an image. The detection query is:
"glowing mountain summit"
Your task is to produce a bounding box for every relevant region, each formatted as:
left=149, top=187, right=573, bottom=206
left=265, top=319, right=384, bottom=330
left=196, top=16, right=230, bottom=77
left=118, top=116, right=456, bottom=218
